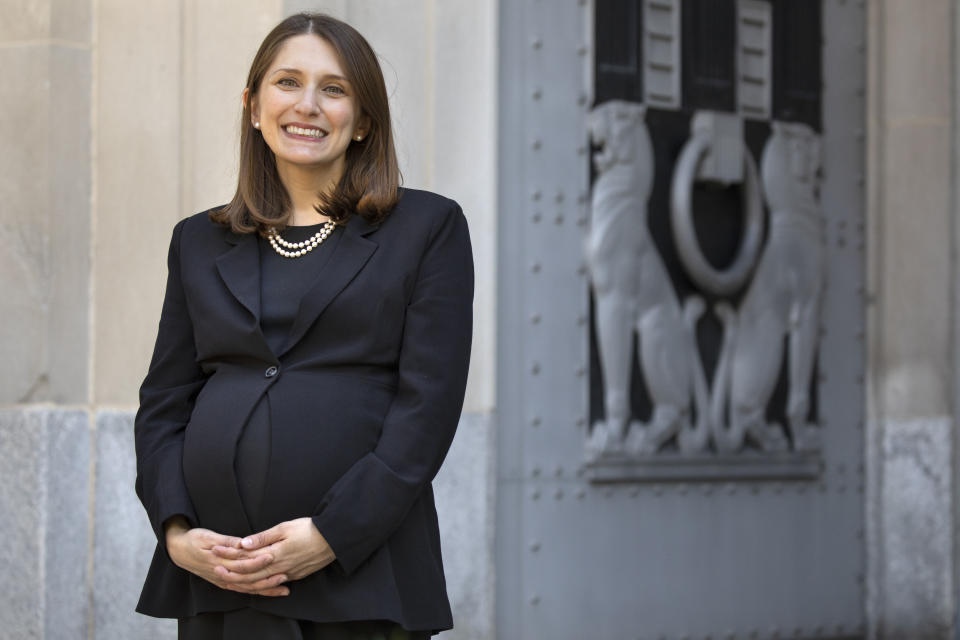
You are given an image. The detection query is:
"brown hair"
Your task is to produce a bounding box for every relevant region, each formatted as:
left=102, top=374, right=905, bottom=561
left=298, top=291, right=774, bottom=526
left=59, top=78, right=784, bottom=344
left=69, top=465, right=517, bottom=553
left=212, top=13, right=400, bottom=233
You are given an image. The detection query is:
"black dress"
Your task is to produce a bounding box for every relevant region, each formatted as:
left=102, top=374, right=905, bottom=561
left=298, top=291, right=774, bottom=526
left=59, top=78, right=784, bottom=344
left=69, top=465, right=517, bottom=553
left=177, top=223, right=429, bottom=640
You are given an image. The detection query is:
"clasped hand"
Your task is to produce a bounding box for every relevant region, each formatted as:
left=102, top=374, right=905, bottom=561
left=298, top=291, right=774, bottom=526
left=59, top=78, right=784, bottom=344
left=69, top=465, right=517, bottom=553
left=164, top=516, right=336, bottom=597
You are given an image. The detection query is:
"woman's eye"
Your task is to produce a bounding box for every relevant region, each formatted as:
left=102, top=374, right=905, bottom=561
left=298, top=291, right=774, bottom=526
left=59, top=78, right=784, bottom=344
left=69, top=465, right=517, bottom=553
left=278, top=77, right=298, bottom=87
left=324, top=85, right=346, bottom=95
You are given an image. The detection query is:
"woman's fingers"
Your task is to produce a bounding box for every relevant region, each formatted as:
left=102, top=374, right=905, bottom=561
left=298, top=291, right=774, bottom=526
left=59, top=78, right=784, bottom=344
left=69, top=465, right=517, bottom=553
left=176, top=520, right=329, bottom=593
left=210, top=545, right=263, bottom=560
left=205, top=532, right=243, bottom=549
left=219, top=571, right=288, bottom=592
left=192, top=528, right=242, bottom=550
left=167, top=524, right=291, bottom=596
left=214, top=552, right=274, bottom=574
left=214, top=563, right=285, bottom=586
left=240, top=523, right=286, bottom=551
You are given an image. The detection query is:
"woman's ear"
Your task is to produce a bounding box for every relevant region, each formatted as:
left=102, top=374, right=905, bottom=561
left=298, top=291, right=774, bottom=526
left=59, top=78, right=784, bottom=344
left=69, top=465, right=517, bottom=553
left=354, top=114, right=371, bottom=141
left=243, top=88, right=260, bottom=128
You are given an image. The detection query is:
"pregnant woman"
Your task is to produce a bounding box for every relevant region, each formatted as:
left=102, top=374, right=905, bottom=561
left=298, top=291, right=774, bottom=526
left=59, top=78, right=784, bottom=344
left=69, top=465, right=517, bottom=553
left=133, top=12, right=474, bottom=639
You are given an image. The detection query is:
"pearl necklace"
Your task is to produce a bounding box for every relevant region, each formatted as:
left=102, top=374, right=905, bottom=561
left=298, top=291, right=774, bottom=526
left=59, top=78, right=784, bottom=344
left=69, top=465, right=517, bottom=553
left=266, top=220, right=336, bottom=258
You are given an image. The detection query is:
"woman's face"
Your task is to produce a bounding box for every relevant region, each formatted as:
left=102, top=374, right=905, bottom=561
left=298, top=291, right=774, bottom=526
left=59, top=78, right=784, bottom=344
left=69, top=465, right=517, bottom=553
left=249, top=34, right=368, bottom=184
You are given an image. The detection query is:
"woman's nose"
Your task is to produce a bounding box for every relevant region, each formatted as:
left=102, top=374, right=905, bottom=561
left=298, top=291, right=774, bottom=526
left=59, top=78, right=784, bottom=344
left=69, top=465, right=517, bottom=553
left=295, top=90, right=320, bottom=115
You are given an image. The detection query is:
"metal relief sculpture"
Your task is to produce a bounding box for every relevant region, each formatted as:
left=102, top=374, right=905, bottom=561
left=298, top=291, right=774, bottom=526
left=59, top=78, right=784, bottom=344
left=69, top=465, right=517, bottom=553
left=585, top=101, right=710, bottom=460
left=586, top=106, right=825, bottom=462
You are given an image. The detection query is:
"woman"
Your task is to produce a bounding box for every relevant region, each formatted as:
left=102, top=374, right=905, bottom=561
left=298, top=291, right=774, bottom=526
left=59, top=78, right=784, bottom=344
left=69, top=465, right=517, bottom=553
left=133, top=12, right=473, bottom=639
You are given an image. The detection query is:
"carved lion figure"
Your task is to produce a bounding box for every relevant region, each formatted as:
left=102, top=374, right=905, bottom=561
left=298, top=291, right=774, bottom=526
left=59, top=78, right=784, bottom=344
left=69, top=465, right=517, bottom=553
left=711, top=121, right=824, bottom=452
left=585, top=100, right=709, bottom=457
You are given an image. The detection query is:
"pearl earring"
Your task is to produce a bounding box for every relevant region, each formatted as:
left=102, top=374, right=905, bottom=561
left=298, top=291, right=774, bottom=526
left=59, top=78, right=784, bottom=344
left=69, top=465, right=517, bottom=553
left=354, top=135, right=363, bottom=141
left=254, top=121, right=260, bottom=129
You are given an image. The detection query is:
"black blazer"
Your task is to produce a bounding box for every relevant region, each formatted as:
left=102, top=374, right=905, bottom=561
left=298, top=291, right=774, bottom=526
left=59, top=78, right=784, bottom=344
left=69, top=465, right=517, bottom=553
left=134, top=188, right=473, bottom=633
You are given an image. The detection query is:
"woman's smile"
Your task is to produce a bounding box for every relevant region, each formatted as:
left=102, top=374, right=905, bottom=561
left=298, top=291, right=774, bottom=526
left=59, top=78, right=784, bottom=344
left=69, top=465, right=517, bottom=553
left=283, top=123, right=328, bottom=140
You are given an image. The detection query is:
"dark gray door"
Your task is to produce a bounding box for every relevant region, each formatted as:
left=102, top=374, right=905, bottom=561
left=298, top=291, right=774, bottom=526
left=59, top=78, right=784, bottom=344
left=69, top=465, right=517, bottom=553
left=496, top=1, right=866, bottom=638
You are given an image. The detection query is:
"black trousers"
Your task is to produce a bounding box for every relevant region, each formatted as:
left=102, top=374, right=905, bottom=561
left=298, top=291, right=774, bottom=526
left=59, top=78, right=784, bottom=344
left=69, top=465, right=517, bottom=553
left=178, top=609, right=432, bottom=640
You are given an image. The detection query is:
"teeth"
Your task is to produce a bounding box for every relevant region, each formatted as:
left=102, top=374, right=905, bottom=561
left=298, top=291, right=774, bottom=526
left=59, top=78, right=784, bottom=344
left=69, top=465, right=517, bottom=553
left=286, top=125, right=326, bottom=138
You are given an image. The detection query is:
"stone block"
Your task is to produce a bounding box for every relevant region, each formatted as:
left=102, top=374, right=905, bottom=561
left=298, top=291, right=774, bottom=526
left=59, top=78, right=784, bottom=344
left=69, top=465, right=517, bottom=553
left=94, top=410, right=176, bottom=640
left=44, top=409, right=93, bottom=640
left=51, top=0, right=91, bottom=43
left=0, top=0, right=50, bottom=43
left=0, top=45, right=51, bottom=404
left=883, top=0, right=952, bottom=120
left=47, top=43, right=92, bottom=404
left=93, top=0, right=184, bottom=405
left=879, top=122, right=952, bottom=250
left=874, top=417, right=953, bottom=638
left=0, top=41, right=94, bottom=405
left=433, top=0, right=497, bottom=414
left=0, top=408, right=90, bottom=640
left=876, top=122, right=952, bottom=418
left=433, top=411, right=495, bottom=640
left=0, top=410, right=45, bottom=638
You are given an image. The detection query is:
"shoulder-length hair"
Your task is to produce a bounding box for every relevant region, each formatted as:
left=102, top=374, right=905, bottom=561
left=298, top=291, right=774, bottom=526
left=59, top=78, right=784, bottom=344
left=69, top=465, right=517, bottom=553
left=212, top=13, right=400, bottom=233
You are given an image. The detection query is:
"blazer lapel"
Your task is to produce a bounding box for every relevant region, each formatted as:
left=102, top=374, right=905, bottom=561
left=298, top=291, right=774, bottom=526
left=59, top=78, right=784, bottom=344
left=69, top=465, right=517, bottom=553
left=278, top=215, right=379, bottom=357
left=216, top=230, right=262, bottom=322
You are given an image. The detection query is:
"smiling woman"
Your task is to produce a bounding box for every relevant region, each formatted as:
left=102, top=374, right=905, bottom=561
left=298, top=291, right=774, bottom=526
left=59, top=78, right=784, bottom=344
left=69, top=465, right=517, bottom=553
left=211, top=12, right=400, bottom=234
left=133, top=12, right=473, bottom=640
left=248, top=35, right=368, bottom=200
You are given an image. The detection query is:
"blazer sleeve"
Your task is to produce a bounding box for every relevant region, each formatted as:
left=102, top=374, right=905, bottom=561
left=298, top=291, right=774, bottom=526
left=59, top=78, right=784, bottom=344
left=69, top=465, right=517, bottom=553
left=134, top=217, right=206, bottom=546
left=312, top=201, right=474, bottom=575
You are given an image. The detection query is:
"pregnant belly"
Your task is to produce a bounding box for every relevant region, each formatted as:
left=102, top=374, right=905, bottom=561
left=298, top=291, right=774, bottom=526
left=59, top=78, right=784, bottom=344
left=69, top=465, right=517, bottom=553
left=183, top=370, right=396, bottom=533
left=258, top=377, right=395, bottom=524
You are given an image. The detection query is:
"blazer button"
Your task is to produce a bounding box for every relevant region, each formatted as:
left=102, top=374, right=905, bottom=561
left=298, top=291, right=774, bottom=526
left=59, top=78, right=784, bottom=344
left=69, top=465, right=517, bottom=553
left=265, top=365, right=279, bottom=378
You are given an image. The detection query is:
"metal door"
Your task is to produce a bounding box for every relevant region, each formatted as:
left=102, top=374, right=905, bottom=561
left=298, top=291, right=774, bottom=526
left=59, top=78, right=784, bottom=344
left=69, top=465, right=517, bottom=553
left=496, top=1, right=866, bottom=638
